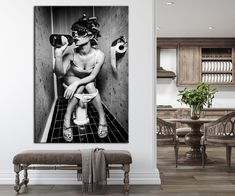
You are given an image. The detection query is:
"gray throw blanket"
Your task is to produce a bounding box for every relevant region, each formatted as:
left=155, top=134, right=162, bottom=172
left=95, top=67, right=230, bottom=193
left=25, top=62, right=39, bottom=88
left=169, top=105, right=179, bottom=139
left=80, top=148, right=107, bottom=192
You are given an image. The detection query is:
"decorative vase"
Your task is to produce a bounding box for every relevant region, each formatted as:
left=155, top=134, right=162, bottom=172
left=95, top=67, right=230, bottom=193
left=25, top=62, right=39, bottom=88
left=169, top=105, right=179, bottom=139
left=190, top=104, right=201, bottom=120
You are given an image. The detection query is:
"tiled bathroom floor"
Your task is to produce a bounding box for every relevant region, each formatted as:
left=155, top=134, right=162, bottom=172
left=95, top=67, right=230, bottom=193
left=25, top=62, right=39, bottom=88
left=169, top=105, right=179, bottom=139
left=46, top=98, right=128, bottom=143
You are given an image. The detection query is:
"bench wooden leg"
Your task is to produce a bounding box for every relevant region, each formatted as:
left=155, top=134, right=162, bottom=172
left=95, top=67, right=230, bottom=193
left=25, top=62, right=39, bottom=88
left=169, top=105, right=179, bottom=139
left=14, top=164, right=21, bottom=194
left=123, top=164, right=130, bottom=194
left=23, top=164, right=29, bottom=187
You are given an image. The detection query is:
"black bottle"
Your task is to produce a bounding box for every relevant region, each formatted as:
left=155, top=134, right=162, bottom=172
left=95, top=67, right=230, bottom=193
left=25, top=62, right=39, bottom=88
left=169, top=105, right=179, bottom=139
left=49, top=34, right=74, bottom=48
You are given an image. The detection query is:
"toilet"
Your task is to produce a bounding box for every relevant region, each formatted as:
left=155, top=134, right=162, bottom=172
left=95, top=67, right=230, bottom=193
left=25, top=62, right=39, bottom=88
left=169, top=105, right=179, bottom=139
left=73, top=90, right=98, bottom=126
left=63, top=83, right=98, bottom=126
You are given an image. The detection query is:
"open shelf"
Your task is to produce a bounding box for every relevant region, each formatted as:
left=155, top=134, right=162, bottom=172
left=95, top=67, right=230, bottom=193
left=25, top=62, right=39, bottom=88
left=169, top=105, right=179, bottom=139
left=202, top=71, right=232, bottom=74
left=201, top=48, right=234, bottom=85
left=201, top=48, right=232, bottom=58
left=201, top=57, right=232, bottom=61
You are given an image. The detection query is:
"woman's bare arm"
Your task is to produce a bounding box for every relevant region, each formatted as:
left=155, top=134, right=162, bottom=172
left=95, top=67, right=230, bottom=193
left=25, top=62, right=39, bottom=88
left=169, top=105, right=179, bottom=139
left=53, top=37, right=72, bottom=78
left=64, top=50, right=105, bottom=99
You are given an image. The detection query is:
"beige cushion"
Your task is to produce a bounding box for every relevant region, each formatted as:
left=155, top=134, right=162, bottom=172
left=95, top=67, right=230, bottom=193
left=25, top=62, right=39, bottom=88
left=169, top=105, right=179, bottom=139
left=176, top=127, right=191, bottom=137
left=13, top=150, right=132, bottom=165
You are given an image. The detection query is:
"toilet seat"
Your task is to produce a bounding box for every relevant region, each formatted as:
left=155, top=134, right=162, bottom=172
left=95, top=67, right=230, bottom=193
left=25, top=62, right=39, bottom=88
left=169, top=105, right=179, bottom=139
left=63, top=83, right=98, bottom=126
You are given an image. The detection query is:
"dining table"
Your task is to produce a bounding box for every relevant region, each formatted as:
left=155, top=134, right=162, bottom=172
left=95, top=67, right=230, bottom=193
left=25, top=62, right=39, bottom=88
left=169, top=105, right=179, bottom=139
left=164, top=118, right=217, bottom=164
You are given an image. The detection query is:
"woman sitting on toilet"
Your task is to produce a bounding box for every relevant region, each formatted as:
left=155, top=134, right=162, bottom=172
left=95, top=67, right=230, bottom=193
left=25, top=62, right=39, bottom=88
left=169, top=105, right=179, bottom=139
left=53, top=14, right=108, bottom=142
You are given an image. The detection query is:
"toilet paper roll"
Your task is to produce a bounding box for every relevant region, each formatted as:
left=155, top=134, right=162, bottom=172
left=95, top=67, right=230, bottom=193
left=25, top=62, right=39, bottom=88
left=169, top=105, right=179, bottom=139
left=111, top=42, right=127, bottom=72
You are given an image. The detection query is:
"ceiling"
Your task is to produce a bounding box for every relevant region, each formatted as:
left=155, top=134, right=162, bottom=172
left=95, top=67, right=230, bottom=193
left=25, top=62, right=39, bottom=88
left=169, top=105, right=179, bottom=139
left=156, top=0, right=235, bottom=37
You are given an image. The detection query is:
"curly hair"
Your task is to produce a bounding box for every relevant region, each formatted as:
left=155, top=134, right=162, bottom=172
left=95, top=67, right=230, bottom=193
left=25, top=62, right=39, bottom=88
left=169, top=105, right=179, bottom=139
left=71, top=14, right=101, bottom=45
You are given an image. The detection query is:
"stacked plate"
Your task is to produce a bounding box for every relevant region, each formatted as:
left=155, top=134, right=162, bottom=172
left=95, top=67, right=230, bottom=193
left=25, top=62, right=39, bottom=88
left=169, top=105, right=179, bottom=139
left=202, top=74, right=232, bottom=83
left=202, top=61, right=232, bottom=72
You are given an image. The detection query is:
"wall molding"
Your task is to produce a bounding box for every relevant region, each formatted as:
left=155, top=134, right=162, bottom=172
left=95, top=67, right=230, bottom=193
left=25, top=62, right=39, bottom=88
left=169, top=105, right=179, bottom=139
left=0, top=169, right=160, bottom=185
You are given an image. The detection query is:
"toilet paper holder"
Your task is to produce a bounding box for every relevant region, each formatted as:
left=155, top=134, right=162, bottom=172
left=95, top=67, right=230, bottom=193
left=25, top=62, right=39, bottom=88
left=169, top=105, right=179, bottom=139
left=111, top=36, right=127, bottom=47
left=110, top=36, right=128, bottom=73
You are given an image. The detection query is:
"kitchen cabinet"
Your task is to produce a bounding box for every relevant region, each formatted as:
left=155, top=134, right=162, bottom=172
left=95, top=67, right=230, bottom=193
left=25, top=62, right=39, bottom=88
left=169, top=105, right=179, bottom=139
left=177, top=46, right=200, bottom=85
left=157, top=38, right=235, bottom=86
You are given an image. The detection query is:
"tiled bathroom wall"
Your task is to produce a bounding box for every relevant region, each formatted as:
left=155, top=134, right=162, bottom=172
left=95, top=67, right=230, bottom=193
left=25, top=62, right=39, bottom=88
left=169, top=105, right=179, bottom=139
left=34, top=7, right=54, bottom=142
left=95, top=6, right=129, bottom=131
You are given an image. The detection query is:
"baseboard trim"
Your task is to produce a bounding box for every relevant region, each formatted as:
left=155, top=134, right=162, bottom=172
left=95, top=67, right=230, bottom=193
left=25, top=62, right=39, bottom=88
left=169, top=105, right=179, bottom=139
left=0, top=169, right=160, bottom=185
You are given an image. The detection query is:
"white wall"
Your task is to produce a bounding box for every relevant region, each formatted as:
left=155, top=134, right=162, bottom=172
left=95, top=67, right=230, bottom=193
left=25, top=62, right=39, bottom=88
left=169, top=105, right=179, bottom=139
left=0, top=0, right=159, bottom=185
left=157, top=49, right=235, bottom=108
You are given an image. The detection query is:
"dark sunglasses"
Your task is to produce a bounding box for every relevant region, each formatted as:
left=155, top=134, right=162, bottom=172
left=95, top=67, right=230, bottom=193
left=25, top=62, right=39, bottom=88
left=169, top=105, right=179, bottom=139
left=72, top=30, right=87, bottom=37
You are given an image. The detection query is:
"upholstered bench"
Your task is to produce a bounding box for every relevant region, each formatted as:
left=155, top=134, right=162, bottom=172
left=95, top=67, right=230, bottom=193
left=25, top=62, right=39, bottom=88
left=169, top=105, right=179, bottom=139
left=13, top=150, right=132, bottom=194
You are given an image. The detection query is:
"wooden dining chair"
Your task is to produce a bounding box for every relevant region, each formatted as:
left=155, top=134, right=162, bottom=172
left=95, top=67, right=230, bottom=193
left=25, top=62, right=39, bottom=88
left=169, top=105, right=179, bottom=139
left=201, top=112, right=235, bottom=168
left=157, top=117, right=179, bottom=167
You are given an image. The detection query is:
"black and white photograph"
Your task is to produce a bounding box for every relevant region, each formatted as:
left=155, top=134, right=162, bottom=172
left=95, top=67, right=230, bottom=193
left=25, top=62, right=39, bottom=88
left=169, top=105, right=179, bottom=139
left=34, top=6, right=129, bottom=143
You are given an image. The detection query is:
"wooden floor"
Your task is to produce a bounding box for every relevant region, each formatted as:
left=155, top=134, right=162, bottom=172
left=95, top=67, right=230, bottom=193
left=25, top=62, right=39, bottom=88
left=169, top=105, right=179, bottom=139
left=157, top=145, right=235, bottom=195
left=0, top=146, right=235, bottom=195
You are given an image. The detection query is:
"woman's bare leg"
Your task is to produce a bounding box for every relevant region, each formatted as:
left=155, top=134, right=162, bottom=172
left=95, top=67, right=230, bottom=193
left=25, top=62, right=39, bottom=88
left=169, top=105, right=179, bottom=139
left=63, top=87, right=84, bottom=127
left=85, top=82, right=107, bottom=137
left=63, top=76, right=84, bottom=128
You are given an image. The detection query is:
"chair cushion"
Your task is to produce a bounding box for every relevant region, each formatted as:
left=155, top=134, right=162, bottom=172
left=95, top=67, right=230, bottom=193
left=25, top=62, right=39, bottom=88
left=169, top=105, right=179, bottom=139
left=176, top=127, right=191, bottom=137
left=13, top=150, right=132, bottom=165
